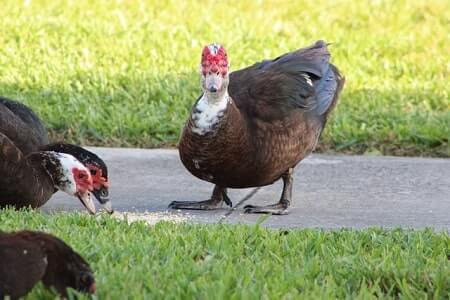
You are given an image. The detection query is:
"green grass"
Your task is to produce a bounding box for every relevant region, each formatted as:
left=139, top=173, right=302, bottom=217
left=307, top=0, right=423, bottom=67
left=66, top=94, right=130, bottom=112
left=0, top=0, right=449, bottom=156
left=0, top=209, right=449, bottom=299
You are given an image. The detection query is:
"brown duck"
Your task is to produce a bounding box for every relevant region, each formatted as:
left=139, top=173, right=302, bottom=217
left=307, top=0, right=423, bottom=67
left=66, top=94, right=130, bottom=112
left=0, top=97, right=112, bottom=213
left=0, top=230, right=95, bottom=299
left=170, top=40, right=345, bottom=214
left=0, top=131, right=97, bottom=213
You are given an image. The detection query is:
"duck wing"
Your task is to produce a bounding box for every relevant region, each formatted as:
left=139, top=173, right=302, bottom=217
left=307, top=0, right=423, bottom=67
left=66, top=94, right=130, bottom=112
left=0, top=131, right=25, bottom=174
left=0, top=97, right=49, bottom=153
left=228, top=40, right=343, bottom=121
left=0, top=132, right=50, bottom=208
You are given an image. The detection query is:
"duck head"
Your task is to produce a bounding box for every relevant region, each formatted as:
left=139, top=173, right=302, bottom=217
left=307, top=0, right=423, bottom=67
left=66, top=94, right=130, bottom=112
left=40, top=143, right=112, bottom=214
left=65, top=253, right=96, bottom=295
left=42, top=152, right=96, bottom=214
left=200, top=43, right=229, bottom=99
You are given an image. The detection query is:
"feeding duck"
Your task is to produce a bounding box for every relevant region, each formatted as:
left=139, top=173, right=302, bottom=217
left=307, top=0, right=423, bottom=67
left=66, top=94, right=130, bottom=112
left=0, top=97, right=112, bottom=213
left=0, top=131, right=97, bottom=213
left=0, top=230, right=95, bottom=299
left=170, top=40, right=345, bottom=215
left=40, top=143, right=111, bottom=212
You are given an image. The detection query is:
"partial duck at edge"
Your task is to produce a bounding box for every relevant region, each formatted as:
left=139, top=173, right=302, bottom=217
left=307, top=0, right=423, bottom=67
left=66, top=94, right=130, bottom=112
left=0, top=230, right=96, bottom=299
left=0, top=131, right=96, bottom=213
left=0, top=97, right=111, bottom=213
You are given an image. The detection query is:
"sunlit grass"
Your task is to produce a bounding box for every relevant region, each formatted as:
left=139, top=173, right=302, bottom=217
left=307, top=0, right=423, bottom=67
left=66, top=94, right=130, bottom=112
left=0, top=209, right=449, bottom=299
left=0, top=0, right=448, bottom=156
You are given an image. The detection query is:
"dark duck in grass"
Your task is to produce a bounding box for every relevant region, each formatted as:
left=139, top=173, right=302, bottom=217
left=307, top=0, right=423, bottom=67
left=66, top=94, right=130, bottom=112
left=0, top=230, right=95, bottom=299
left=0, top=97, right=112, bottom=213
left=170, top=40, right=345, bottom=214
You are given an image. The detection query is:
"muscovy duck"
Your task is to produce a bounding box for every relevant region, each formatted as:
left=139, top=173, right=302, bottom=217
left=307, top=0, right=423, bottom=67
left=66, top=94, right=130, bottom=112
left=0, top=97, right=111, bottom=212
left=0, top=132, right=96, bottom=213
left=170, top=40, right=345, bottom=214
left=0, top=230, right=95, bottom=299
left=40, top=143, right=111, bottom=211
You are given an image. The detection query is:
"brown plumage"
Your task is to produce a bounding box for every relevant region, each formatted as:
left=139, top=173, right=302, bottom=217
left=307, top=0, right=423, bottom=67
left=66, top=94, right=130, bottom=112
left=0, top=97, right=112, bottom=213
left=0, top=131, right=97, bottom=212
left=0, top=230, right=95, bottom=299
left=0, top=132, right=54, bottom=209
left=171, top=41, right=345, bottom=214
left=0, top=97, right=49, bottom=154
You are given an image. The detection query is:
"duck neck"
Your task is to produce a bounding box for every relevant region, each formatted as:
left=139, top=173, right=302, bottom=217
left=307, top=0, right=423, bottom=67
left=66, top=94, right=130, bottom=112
left=28, top=152, right=60, bottom=188
left=191, top=90, right=230, bottom=135
left=204, top=88, right=228, bottom=104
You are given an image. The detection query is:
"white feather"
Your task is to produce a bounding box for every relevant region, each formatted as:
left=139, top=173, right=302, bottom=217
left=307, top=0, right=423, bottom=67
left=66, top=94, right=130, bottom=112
left=207, top=44, right=221, bottom=55
left=302, top=73, right=313, bottom=86
left=52, top=152, right=88, bottom=195
left=191, top=93, right=229, bottom=135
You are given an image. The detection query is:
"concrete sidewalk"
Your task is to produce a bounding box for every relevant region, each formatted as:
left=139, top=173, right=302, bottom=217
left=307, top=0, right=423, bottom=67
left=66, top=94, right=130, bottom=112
left=42, top=148, right=450, bottom=229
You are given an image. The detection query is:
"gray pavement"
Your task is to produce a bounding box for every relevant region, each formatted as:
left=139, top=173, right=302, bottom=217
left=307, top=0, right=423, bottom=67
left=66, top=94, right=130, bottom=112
left=42, top=148, right=450, bottom=229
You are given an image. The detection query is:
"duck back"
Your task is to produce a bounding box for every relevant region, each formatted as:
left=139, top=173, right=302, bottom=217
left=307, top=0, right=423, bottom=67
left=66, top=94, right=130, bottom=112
left=0, top=97, right=49, bottom=154
left=0, top=132, right=54, bottom=209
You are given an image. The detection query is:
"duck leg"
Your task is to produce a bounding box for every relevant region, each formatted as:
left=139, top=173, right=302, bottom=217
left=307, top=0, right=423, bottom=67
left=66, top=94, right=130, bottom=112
left=244, top=168, right=293, bottom=215
left=169, top=185, right=232, bottom=210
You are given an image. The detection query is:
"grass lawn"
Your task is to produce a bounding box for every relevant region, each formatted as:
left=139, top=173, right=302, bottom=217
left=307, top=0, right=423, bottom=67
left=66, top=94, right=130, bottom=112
left=0, top=0, right=448, bottom=157
left=0, top=209, right=449, bottom=299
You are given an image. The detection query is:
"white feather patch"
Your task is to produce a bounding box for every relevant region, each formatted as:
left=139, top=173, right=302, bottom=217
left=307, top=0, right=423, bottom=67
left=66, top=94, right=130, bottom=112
left=52, top=152, right=87, bottom=195
left=191, top=94, right=229, bottom=135
left=302, top=73, right=313, bottom=86
left=207, top=44, right=221, bottom=55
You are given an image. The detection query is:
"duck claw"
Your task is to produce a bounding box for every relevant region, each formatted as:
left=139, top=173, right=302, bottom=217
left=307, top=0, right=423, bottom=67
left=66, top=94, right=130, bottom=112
left=168, top=199, right=225, bottom=210
left=243, top=203, right=289, bottom=215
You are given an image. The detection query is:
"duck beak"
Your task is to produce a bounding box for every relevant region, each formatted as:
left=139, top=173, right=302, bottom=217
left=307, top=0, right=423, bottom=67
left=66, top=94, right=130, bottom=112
left=205, top=73, right=222, bottom=93
left=92, top=187, right=113, bottom=214
left=102, top=200, right=114, bottom=214
left=89, top=282, right=97, bottom=294
left=77, top=192, right=96, bottom=215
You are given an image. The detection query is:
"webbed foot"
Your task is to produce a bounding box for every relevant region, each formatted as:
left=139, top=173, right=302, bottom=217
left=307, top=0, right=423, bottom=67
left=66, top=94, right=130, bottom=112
left=169, top=185, right=232, bottom=210
left=243, top=202, right=289, bottom=215
left=244, top=168, right=293, bottom=215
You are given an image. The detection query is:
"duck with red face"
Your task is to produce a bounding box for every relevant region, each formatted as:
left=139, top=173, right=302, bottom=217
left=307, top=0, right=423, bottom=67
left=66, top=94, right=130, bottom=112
left=42, top=152, right=97, bottom=214
left=172, top=41, right=345, bottom=215
left=0, top=132, right=99, bottom=214
left=86, top=163, right=111, bottom=211
left=200, top=44, right=229, bottom=94
left=40, top=143, right=112, bottom=213
left=0, top=97, right=112, bottom=214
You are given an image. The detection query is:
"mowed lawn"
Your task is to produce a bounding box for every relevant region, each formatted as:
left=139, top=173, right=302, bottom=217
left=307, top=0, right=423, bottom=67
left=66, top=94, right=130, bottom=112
left=0, top=0, right=448, bottom=156
left=0, top=209, right=448, bottom=299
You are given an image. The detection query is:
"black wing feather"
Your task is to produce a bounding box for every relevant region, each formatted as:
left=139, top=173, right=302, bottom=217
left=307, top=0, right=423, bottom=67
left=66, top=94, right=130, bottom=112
left=229, top=40, right=340, bottom=120
left=0, top=97, right=49, bottom=153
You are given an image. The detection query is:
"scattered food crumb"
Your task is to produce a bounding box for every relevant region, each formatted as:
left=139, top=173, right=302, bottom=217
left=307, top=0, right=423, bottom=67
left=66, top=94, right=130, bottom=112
left=111, top=211, right=192, bottom=226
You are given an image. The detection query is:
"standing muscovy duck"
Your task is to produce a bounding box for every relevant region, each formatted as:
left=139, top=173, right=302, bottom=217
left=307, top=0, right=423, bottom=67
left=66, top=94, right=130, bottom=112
left=0, top=230, right=96, bottom=299
left=0, top=97, right=112, bottom=213
left=0, top=132, right=97, bottom=213
left=170, top=40, right=344, bottom=215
